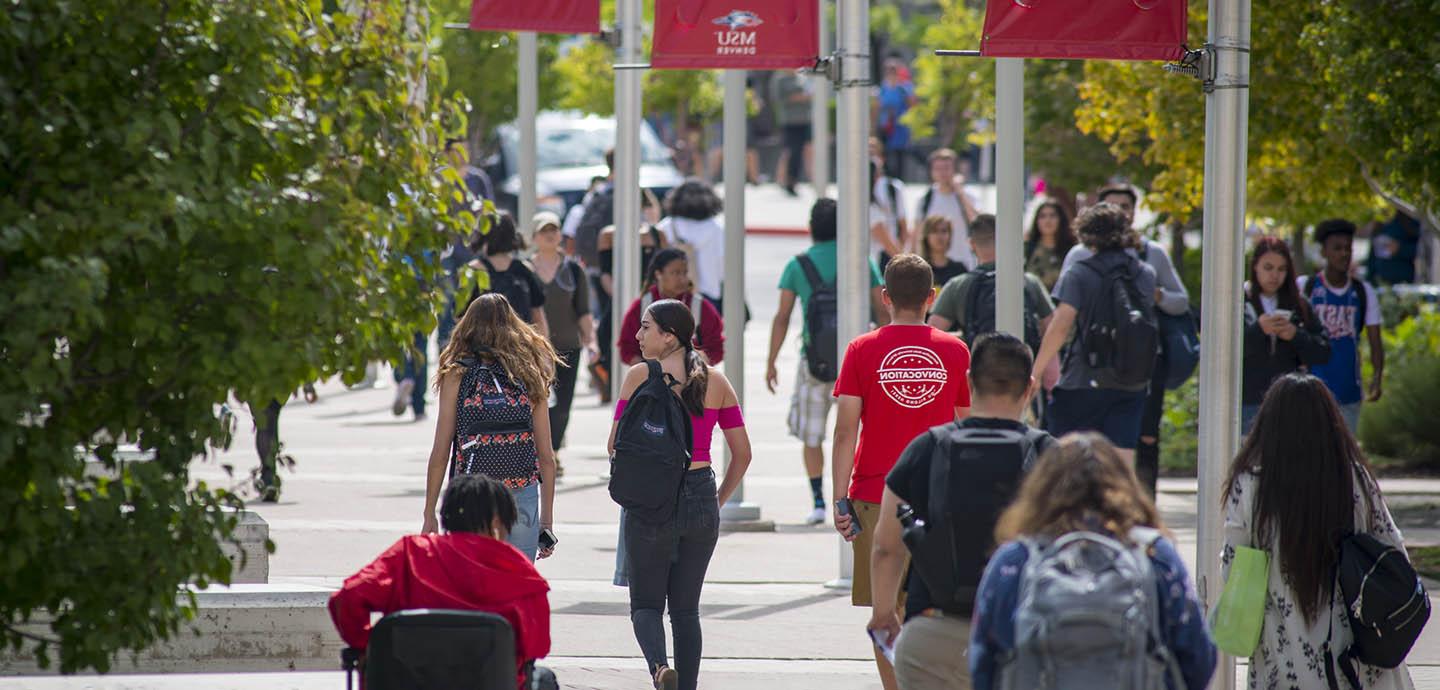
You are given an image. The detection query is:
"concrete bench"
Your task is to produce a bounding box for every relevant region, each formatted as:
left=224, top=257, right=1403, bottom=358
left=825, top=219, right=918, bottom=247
left=0, top=584, right=341, bottom=675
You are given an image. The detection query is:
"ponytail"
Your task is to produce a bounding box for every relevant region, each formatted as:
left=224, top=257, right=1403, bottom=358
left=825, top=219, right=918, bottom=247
left=679, top=344, right=709, bottom=417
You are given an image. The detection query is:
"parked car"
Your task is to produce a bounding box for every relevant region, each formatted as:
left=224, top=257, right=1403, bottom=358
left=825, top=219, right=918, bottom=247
left=485, top=111, right=684, bottom=217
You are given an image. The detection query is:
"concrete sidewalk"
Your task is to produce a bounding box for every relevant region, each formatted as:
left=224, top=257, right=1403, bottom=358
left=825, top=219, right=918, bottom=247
left=4, top=233, right=1436, bottom=689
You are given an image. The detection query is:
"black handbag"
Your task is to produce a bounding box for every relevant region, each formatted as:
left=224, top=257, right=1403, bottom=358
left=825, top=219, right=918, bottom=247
left=1158, top=308, right=1200, bottom=391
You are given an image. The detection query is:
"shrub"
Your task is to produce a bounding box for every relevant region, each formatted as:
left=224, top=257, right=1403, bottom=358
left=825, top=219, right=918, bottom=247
left=1360, top=310, right=1440, bottom=468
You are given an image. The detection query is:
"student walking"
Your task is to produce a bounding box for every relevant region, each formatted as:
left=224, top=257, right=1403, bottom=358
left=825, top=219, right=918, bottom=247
left=970, top=433, right=1216, bottom=690
left=1058, top=186, right=1189, bottom=492
left=913, top=149, right=981, bottom=271
left=1033, top=202, right=1158, bottom=466
left=916, top=215, right=966, bottom=287
left=531, top=213, right=598, bottom=469
left=766, top=199, right=887, bottom=525
left=461, top=212, right=549, bottom=337
left=1241, top=237, right=1330, bottom=432
left=832, top=255, right=972, bottom=690
left=1023, top=200, right=1075, bottom=292
left=422, top=294, right=561, bottom=562
left=657, top=181, right=725, bottom=310
left=610, top=299, right=753, bottom=690
left=868, top=333, right=1055, bottom=690
left=1299, top=218, right=1385, bottom=434
left=1222, top=373, right=1416, bottom=690
left=617, top=248, right=724, bottom=368
left=928, top=214, right=1053, bottom=352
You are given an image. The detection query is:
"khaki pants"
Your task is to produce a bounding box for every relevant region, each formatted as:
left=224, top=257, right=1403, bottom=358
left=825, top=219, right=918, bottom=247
left=850, top=499, right=909, bottom=607
left=894, top=613, right=972, bottom=690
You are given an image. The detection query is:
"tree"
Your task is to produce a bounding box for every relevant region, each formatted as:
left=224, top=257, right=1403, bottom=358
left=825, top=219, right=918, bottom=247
left=0, top=0, right=458, bottom=671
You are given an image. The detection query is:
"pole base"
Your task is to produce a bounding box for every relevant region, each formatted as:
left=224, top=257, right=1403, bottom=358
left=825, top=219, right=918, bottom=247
left=719, top=501, right=774, bottom=532
left=824, top=577, right=853, bottom=590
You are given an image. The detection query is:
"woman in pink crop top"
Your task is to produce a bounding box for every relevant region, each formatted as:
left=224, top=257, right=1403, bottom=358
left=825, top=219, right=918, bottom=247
left=606, top=298, right=752, bottom=690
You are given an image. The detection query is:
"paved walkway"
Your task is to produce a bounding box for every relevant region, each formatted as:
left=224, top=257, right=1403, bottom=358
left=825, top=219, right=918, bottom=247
left=3, top=233, right=1436, bottom=689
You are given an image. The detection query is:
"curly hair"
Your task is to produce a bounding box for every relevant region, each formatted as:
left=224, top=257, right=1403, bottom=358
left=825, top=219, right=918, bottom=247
left=1074, top=202, right=1138, bottom=252
left=435, top=293, right=560, bottom=399
left=995, top=432, right=1163, bottom=544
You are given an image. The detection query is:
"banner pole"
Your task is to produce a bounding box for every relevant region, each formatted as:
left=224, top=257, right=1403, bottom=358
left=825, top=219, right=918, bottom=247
left=611, top=0, right=642, bottom=402
left=811, top=0, right=832, bottom=198
left=994, top=58, right=1024, bottom=337
left=518, top=31, right=538, bottom=240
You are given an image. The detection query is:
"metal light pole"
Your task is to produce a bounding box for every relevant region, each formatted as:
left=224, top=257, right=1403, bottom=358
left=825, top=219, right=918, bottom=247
left=811, top=0, right=833, bottom=198
left=517, top=31, right=538, bottom=237
left=994, top=58, right=1024, bottom=337
left=611, top=0, right=643, bottom=402
left=1198, top=0, right=1251, bottom=687
left=720, top=70, right=767, bottom=529
left=829, top=0, right=870, bottom=589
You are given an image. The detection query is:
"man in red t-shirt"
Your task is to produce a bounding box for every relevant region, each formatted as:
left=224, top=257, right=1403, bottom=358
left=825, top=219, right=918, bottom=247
left=831, top=254, right=971, bottom=690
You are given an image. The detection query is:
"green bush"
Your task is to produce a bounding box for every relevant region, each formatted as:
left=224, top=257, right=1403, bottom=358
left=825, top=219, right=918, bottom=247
left=1360, top=310, right=1440, bottom=468
left=1160, top=377, right=1200, bottom=475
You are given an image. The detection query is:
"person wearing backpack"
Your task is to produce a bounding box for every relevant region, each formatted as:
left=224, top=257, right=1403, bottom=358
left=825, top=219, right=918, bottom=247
left=1222, top=373, right=1420, bottom=690
left=765, top=199, right=887, bottom=525
left=927, top=213, right=1054, bottom=353
left=970, top=433, right=1216, bottom=690
left=459, top=212, right=549, bottom=337
left=1058, top=185, right=1190, bottom=495
left=422, top=293, right=562, bottom=563
left=609, top=299, right=753, bottom=690
left=912, top=148, right=981, bottom=271
left=867, top=333, right=1054, bottom=690
left=833, top=255, right=972, bottom=690
left=1032, top=202, right=1159, bottom=465
left=531, top=213, right=598, bottom=476
left=617, top=248, right=724, bottom=368
left=1298, top=218, right=1386, bottom=434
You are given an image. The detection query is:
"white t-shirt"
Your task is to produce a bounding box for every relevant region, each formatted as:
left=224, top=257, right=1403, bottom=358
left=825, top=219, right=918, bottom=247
left=658, top=215, right=725, bottom=299
left=871, top=177, right=905, bottom=245
left=869, top=202, right=889, bottom=266
left=915, top=186, right=976, bottom=269
left=561, top=194, right=591, bottom=239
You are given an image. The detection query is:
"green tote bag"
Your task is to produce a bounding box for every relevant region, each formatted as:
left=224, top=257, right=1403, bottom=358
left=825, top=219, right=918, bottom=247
left=1211, top=545, right=1269, bottom=657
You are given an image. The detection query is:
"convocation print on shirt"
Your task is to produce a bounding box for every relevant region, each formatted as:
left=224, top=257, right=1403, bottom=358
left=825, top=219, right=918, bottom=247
left=877, top=346, right=949, bottom=409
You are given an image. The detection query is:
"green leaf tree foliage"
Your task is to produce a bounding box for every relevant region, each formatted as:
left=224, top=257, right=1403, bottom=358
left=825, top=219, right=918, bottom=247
left=0, top=0, right=459, bottom=671
left=552, top=0, right=723, bottom=132
left=904, top=1, right=1129, bottom=195
left=430, top=0, right=565, bottom=146
left=1076, top=1, right=1438, bottom=228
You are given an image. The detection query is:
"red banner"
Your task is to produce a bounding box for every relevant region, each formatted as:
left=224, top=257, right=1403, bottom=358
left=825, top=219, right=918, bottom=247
left=980, top=0, right=1187, bottom=61
left=468, top=0, right=600, bottom=34
left=652, top=1, right=819, bottom=70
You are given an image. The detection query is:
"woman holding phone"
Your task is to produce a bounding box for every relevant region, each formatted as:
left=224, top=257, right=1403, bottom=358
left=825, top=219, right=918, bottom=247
left=608, top=299, right=753, bottom=690
left=1241, top=237, right=1331, bottom=432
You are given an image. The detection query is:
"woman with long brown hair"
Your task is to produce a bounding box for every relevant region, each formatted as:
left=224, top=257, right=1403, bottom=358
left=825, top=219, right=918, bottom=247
left=1024, top=200, right=1076, bottom=291
left=1222, top=373, right=1414, bottom=690
left=1241, top=236, right=1330, bottom=432
left=422, top=294, right=562, bottom=563
left=969, top=433, right=1215, bottom=690
left=609, top=298, right=752, bottom=690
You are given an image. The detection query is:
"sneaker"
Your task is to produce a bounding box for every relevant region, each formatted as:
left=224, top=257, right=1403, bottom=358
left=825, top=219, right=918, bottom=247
left=653, top=665, right=678, bottom=690
left=804, top=507, right=827, bottom=526
left=392, top=378, right=415, bottom=416
left=413, top=411, right=427, bottom=423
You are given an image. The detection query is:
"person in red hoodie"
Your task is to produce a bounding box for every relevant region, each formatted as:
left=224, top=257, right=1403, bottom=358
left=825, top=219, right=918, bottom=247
left=328, top=474, right=552, bottom=689
left=617, top=248, right=724, bottom=367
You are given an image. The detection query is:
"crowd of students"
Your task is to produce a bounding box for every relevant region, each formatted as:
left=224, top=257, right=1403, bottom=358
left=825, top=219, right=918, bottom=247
left=315, top=172, right=1421, bottom=690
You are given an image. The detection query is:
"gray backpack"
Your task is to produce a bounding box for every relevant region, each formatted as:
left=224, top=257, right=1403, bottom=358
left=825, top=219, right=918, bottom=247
left=999, top=527, right=1184, bottom=690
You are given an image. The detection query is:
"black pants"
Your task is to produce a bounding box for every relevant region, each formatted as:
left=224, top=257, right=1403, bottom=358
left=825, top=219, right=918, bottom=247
left=250, top=400, right=282, bottom=489
left=781, top=123, right=811, bottom=185
left=549, top=348, right=582, bottom=449
left=1136, top=354, right=1168, bottom=498
left=626, top=468, right=720, bottom=690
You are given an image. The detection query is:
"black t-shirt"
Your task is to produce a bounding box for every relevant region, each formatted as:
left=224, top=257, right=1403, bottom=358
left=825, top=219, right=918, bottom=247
left=885, top=416, right=1048, bottom=620
left=464, top=257, right=546, bottom=323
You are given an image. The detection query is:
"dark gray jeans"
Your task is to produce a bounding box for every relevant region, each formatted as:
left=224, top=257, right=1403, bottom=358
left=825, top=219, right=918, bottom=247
left=625, top=468, right=719, bottom=690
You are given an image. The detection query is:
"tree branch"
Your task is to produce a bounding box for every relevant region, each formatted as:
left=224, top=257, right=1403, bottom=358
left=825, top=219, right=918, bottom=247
left=2, top=623, right=61, bottom=646
left=1356, top=162, right=1439, bottom=232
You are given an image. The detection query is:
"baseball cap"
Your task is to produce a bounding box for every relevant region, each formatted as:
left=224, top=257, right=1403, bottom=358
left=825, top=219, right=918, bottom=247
left=532, top=211, right=562, bottom=234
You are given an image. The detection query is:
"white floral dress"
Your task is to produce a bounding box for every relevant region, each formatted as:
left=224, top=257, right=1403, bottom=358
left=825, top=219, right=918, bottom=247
left=1222, top=469, right=1416, bottom=690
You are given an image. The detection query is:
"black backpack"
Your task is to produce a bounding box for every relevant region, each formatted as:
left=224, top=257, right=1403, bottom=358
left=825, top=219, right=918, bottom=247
left=608, top=360, right=694, bottom=524
left=1325, top=532, right=1431, bottom=689
left=795, top=254, right=839, bottom=382
left=1074, top=255, right=1159, bottom=389
left=574, top=187, right=615, bottom=267
left=472, top=256, right=534, bottom=323
left=903, top=422, right=1053, bottom=616
left=960, top=269, right=1043, bottom=355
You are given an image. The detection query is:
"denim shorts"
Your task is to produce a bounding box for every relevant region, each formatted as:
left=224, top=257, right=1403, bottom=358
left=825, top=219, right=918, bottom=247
left=507, top=482, right=540, bottom=562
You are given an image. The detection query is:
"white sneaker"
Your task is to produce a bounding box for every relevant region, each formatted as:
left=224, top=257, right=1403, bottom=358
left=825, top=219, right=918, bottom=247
left=392, top=378, right=415, bottom=416
left=805, top=507, right=827, bottom=525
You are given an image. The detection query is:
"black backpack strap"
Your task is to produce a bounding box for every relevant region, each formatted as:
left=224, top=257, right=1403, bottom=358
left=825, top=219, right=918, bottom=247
left=926, top=425, right=955, bottom=522
left=795, top=254, right=826, bottom=292
left=1355, top=277, right=1369, bottom=328
left=1020, top=428, right=1053, bottom=472
left=920, top=188, right=934, bottom=219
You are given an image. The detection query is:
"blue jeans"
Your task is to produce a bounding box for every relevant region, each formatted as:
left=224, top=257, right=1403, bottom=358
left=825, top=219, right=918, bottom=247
left=391, top=332, right=428, bottom=415
left=1046, top=387, right=1148, bottom=450
left=614, top=509, right=629, bottom=587
left=1339, top=401, right=1362, bottom=436
left=507, top=482, right=541, bottom=562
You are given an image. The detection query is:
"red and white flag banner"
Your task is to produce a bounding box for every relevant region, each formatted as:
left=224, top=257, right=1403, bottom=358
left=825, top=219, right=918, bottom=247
left=468, top=0, right=601, bottom=34
left=980, top=0, right=1187, bottom=61
left=652, top=0, right=819, bottom=70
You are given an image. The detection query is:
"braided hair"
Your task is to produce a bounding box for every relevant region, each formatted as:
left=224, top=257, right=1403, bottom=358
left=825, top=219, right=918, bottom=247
left=439, top=474, right=518, bottom=536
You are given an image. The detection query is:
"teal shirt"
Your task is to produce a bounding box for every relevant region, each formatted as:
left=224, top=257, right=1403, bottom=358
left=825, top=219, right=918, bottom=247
left=777, top=241, right=883, bottom=345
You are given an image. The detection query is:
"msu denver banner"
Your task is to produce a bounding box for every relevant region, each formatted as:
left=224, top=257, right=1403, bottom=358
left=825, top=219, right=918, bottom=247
left=468, top=0, right=600, bottom=34
left=980, top=0, right=1187, bottom=61
left=652, top=0, right=819, bottom=70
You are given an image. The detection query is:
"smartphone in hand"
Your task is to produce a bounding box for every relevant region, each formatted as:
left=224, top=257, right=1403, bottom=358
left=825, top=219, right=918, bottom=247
left=835, top=498, right=862, bottom=537
left=538, top=528, right=558, bottom=550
